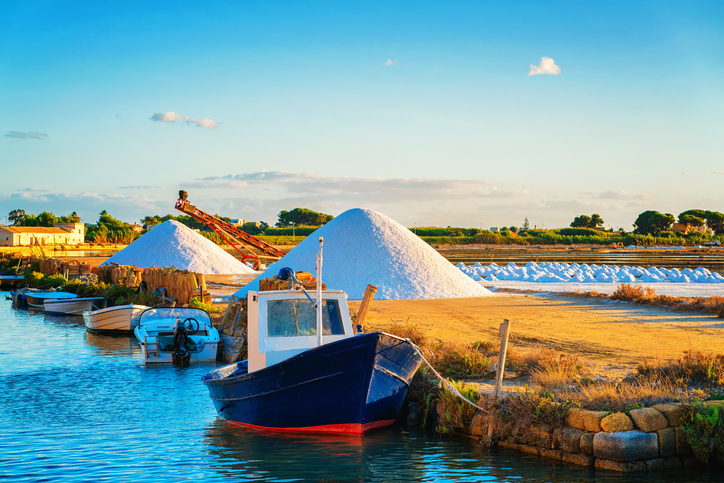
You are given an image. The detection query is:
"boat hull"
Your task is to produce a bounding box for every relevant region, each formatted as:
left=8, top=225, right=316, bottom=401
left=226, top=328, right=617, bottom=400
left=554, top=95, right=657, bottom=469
left=138, top=339, right=220, bottom=364
left=84, top=305, right=149, bottom=332
left=44, top=298, right=103, bottom=316
left=202, top=332, right=422, bottom=435
left=26, top=292, right=78, bottom=309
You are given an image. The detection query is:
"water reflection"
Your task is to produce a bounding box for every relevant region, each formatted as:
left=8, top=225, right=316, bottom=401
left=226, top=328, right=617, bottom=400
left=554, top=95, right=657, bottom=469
left=3, top=291, right=724, bottom=482
left=84, top=330, right=140, bottom=357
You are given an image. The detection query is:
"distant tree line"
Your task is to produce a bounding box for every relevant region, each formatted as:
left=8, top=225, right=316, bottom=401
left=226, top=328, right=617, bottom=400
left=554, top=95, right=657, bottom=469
left=7, top=209, right=81, bottom=226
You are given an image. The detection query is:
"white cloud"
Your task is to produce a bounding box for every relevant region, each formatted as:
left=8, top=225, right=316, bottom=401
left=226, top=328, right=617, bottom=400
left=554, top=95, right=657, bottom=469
left=383, top=59, right=398, bottom=66
left=5, top=131, right=48, bottom=140
left=713, top=171, right=724, bottom=176
left=528, top=57, right=561, bottom=76
left=150, top=111, right=218, bottom=129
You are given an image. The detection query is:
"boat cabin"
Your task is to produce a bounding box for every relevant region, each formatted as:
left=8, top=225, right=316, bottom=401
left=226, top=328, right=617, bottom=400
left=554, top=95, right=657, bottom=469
left=247, top=290, right=354, bottom=373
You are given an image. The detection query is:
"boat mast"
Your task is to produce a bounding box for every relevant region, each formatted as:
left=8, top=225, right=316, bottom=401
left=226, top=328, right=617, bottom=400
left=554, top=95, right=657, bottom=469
left=316, top=237, right=323, bottom=347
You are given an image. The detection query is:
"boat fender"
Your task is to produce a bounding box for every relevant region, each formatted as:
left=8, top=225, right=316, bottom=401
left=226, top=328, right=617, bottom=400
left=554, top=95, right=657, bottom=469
left=356, top=324, right=363, bottom=336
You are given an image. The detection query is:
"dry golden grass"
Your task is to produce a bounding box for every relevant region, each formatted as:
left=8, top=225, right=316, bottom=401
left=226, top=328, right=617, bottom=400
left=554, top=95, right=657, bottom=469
left=638, top=350, right=724, bottom=385
left=611, top=284, right=724, bottom=317
left=386, top=321, right=428, bottom=347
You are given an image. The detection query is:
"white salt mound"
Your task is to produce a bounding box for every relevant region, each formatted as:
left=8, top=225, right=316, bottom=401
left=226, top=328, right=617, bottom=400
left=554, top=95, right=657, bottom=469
left=101, top=220, right=256, bottom=275
left=235, top=208, right=493, bottom=300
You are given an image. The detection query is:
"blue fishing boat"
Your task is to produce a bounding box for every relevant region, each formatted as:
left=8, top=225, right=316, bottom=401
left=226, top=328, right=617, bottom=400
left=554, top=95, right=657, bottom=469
left=202, top=238, right=423, bottom=434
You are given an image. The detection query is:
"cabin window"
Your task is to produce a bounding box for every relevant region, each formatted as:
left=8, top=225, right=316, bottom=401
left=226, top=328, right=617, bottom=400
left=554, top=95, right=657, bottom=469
left=267, top=299, right=345, bottom=337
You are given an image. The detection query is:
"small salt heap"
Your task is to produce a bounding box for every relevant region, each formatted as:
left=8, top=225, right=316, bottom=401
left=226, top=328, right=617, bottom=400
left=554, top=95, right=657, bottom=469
left=101, top=220, right=256, bottom=275
left=235, top=208, right=493, bottom=300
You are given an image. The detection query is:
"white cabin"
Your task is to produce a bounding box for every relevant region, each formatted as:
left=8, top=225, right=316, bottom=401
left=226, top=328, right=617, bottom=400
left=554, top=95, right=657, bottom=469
left=247, top=290, right=354, bottom=373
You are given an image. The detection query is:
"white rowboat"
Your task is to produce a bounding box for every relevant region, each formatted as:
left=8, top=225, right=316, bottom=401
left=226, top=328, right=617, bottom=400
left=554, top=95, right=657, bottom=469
left=83, top=304, right=150, bottom=333
left=44, top=297, right=104, bottom=316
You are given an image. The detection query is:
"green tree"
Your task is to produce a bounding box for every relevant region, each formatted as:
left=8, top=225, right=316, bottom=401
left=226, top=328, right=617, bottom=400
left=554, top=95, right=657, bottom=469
left=276, top=208, right=333, bottom=228
left=705, top=211, right=724, bottom=233
left=8, top=209, right=26, bottom=226
left=590, top=214, right=604, bottom=227
left=522, top=217, right=530, bottom=232
left=679, top=214, right=705, bottom=226
left=570, top=215, right=592, bottom=228
left=571, top=214, right=603, bottom=228
left=36, top=211, right=58, bottom=227
left=59, top=211, right=81, bottom=223
left=633, top=210, right=676, bottom=235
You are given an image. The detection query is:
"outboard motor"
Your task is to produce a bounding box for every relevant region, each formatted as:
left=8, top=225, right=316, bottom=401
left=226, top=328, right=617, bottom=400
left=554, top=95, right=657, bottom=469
left=172, top=317, right=191, bottom=366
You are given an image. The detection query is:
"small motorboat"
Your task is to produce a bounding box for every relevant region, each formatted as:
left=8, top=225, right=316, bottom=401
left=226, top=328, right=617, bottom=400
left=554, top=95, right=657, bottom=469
left=83, top=304, right=151, bottom=333
left=44, top=297, right=105, bottom=316
left=202, top=237, right=423, bottom=434
left=26, top=291, right=78, bottom=309
left=134, top=307, right=220, bottom=364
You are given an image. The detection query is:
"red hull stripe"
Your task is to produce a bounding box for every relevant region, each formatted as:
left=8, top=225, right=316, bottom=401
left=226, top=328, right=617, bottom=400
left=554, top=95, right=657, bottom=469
left=228, top=419, right=396, bottom=435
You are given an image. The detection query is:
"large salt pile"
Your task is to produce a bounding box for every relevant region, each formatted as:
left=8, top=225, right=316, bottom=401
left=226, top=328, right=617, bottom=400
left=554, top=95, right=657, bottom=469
left=101, top=220, right=256, bottom=275
left=235, top=208, right=493, bottom=300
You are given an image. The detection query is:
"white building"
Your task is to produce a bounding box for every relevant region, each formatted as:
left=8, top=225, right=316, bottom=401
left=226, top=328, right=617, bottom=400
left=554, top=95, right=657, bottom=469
left=0, top=223, right=85, bottom=246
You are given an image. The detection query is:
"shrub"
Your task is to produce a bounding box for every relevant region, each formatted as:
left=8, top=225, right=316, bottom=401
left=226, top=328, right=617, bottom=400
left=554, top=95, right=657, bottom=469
left=436, top=380, right=480, bottom=433
left=189, top=297, right=223, bottom=314
left=428, top=341, right=493, bottom=379
left=681, top=402, right=724, bottom=464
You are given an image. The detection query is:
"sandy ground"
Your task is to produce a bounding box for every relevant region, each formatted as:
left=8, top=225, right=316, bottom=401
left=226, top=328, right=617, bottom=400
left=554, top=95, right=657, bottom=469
left=349, top=293, right=724, bottom=379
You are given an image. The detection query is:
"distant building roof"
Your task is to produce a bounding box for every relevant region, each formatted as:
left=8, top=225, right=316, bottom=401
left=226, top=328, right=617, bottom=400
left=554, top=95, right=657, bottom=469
left=0, top=226, right=70, bottom=234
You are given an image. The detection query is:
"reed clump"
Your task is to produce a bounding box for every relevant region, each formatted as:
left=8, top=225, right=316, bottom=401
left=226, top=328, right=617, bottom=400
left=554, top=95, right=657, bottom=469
left=637, top=350, right=724, bottom=386
left=611, top=284, right=724, bottom=317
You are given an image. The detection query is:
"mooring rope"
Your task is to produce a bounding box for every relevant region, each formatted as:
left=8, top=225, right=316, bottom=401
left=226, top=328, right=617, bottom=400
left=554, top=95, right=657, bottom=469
left=408, top=340, right=489, bottom=414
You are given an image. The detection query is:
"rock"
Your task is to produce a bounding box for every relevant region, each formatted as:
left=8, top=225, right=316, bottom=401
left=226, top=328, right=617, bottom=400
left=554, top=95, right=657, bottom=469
left=629, top=408, right=668, bottom=432
left=645, top=458, right=665, bottom=470
left=522, top=424, right=552, bottom=447
left=565, top=408, right=586, bottom=430
left=218, top=334, right=246, bottom=364
left=657, top=427, right=676, bottom=457
left=499, top=441, right=540, bottom=456
left=406, top=401, right=421, bottom=426
left=562, top=452, right=594, bottom=467
left=601, top=413, right=634, bottom=432
left=539, top=448, right=563, bottom=461
left=663, top=455, right=682, bottom=468
left=651, top=403, right=686, bottom=427
left=580, top=433, right=594, bottom=455
left=564, top=408, right=607, bottom=432
left=593, top=431, right=659, bottom=462
left=582, top=410, right=608, bottom=432
left=469, top=412, right=486, bottom=436
left=681, top=454, right=703, bottom=467
left=594, top=458, right=647, bottom=472
left=674, top=427, right=692, bottom=454
left=552, top=427, right=584, bottom=453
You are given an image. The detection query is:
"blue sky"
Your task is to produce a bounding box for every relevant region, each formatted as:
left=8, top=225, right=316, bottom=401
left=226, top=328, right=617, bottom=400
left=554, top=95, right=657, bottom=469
left=2, top=1, right=722, bottom=230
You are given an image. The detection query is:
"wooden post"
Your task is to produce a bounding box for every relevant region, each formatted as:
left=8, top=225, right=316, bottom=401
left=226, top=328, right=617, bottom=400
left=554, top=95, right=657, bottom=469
left=220, top=296, right=236, bottom=329
left=493, top=319, right=511, bottom=399
left=355, top=284, right=378, bottom=327
left=229, top=302, right=243, bottom=335
left=488, top=319, right=511, bottom=440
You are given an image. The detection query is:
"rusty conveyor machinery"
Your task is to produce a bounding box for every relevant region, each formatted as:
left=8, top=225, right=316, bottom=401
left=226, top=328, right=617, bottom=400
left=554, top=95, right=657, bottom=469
left=175, top=191, right=286, bottom=263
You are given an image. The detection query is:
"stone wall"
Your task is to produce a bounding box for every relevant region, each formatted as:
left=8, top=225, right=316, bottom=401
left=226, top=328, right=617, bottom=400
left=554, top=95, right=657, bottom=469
left=471, top=401, right=721, bottom=472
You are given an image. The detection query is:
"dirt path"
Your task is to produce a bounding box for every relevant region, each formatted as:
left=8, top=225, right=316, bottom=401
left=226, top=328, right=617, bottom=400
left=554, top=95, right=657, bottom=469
left=349, top=293, right=724, bottom=378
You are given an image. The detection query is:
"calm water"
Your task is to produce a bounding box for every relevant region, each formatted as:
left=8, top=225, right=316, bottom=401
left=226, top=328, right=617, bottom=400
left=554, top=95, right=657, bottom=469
left=1, top=292, right=722, bottom=482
